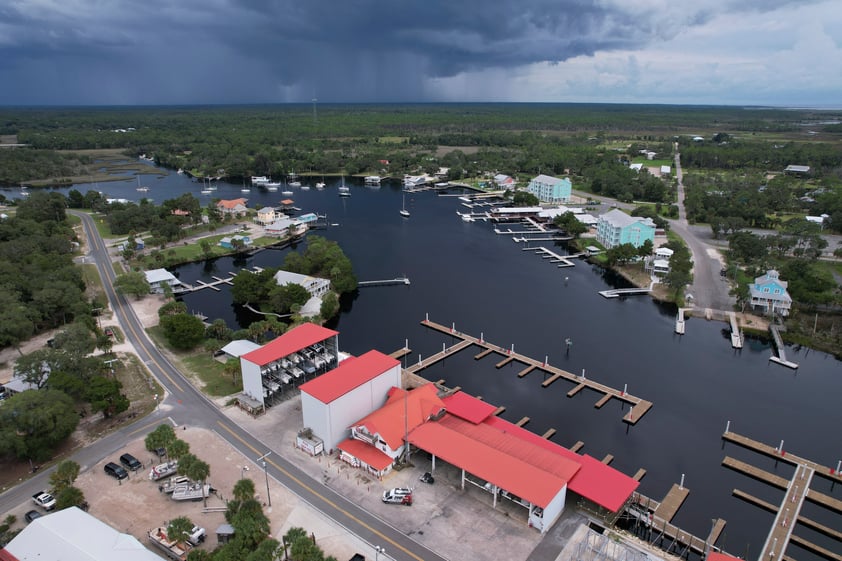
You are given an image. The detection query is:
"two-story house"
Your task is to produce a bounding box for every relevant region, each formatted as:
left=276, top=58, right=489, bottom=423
left=216, top=198, right=248, bottom=217
left=749, top=270, right=792, bottom=316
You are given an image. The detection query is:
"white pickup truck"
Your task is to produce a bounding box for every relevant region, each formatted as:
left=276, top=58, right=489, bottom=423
left=32, top=491, right=56, bottom=511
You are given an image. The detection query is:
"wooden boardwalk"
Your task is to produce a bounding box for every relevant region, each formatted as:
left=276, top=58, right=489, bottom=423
left=411, top=319, right=653, bottom=424
left=630, top=488, right=727, bottom=558
left=723, top=429, right=842, bottom=561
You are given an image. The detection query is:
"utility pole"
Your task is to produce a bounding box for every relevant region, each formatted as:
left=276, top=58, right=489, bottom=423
left=257, top=452, right=272, bottom=507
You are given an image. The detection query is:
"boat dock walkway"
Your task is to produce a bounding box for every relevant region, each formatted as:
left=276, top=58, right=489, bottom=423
left=172, top=267, right=262, bottom=294
left=675, top=308, right=689, bottom=334
left=523, top=246, right=577, bottom=267
left=722, top=429, right=842, bottom=561
left=769, top=325, right=799, bottom=369
left=410, top=318, right=653, bottom=424
left=629, top=485, right=728, bottom=558
left=358, top=277, right=411, bottom=287
left=599, top=279, right=656, bottom=299
left=728, top=311, right=743, bottom=349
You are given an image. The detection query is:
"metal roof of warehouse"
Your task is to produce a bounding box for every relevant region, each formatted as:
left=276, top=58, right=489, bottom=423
left=241, top=322, right=337, bottom=366
left=300, top=350, right=398, bottom=404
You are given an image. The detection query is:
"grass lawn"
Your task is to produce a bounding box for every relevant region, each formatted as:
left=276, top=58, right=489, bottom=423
left=146, top=326, right=239, bottom=397
left=632, top=157, right=673, bottom=168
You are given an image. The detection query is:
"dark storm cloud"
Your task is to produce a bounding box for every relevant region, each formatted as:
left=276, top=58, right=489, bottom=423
left=0, top=0, right=824, bottom=104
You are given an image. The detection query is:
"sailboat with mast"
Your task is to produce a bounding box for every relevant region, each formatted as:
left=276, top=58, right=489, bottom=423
left=338, top=176, right=350, bottom=197
left=136, top=175, right=148, bottom=192
left=400, top=193, right=410, bottom=217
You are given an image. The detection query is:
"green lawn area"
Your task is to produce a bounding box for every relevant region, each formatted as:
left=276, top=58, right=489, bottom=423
left=632, top=157, right=673, bottom=168
left=146, top=326, right=240, bottom=397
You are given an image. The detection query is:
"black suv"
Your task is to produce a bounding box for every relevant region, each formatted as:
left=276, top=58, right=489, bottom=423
left=104, top=462, right=129, bottom=480
left=120, top=453, right=142, bottom=471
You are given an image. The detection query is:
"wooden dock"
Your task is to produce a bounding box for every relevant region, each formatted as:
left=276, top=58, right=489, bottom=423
left=723, top=429, right=842, bottom=561
left=412, top=318, right=653, bottom=424
left=653, top=484, right=689, bottom=522
left=630, top=488, right=727, bottom=558
left=389, top=346, right=411, bottom=359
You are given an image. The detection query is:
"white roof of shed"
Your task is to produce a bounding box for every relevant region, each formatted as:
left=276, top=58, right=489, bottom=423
left=221, top=339, right=262, bottom=357
left=144, top=268, right=177, bottom=283
left=5, top=507, right=161, bottom=561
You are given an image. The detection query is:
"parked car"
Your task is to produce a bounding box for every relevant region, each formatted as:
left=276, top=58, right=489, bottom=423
left=31, top=491, right=56, bottom=511
left=24, top=510, right=42, bottom=523
left=104, top=461, right=129, bottom=480
left=120, top=453, right=142, bottom=471
left=382, top=487, right=412, bottom=506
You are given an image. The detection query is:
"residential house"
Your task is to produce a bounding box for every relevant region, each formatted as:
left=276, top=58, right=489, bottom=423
left=645, top=247, right=674, bottom=276
left=274, top=269, right=331, bottom=317
left=596, top=209, right=655, bottom=249
left=265, top=218, right=307, bottom=238
left=493, top=174, right=516, bottom=190
left=660, top=165, right=671, bottom=176
left=749, top=270, right=792, bottom=316
left=170, top=209, right=190, bottom=218
left=527, top=174, right=572, bottom=203
left=784, top=165, right=811, bottom=174
left=255, top=207, right=277, bottom=225
left=144, top=268, right=182, bottom=294
left=216, top=198, right=248, bottom=217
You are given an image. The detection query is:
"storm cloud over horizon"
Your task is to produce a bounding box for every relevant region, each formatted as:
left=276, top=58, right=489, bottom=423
left=0, top=0, right=839, bottom=106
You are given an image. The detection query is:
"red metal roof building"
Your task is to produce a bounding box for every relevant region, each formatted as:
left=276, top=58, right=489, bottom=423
left=239, top=322, right=339, bottom=409
left=442, top=391, right=639, bottom=513
left=300, top=350, right=401, bottom=452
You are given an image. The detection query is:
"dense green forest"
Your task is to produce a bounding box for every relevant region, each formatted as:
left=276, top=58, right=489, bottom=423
left=2, top=104, right=841, bottom=213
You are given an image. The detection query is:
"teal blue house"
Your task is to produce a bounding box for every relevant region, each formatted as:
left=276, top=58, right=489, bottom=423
left=527, top=174, right=572, bottom=203
left=596, top=209, right=655, bottom=249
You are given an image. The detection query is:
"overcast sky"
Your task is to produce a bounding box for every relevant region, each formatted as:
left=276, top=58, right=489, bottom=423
left=1, top=0, right=839, bottom=106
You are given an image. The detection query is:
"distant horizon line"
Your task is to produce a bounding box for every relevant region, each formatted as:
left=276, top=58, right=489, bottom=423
left=1, top=101, right=841, bottom=111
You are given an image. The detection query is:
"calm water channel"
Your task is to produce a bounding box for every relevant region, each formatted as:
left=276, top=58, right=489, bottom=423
left=9, top=163, right=840, bottom=560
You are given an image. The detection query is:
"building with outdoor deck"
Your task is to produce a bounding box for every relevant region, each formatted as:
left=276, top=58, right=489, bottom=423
left=216, top=198, right=248, bottom=217
left=255, top=207, right=277, bottom=225
left=143, top=268, right=182, bottom=294
left=219, top=235, right=252, bottom=249
left=749, top=269, right=792, bottom=316
left=527, top=174, right=572, bottom=203
left=596, top=209, right=655, bottom=249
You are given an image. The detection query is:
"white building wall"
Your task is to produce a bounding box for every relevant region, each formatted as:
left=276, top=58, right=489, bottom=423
left=303, top=363, right=402, bottom=453
left=540, top=485, right=567, bottom=534
left=301, top=392, right=331, bottom=448
left=240, top=359, right=265, bottom=406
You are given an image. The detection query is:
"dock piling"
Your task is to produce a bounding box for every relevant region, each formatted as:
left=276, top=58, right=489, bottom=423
left=680, top=473, right=685, bottom=490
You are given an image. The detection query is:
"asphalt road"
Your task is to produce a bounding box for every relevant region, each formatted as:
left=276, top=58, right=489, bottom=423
left=0, top=211, right=445, bottom=561
left=672, top=147, right=734, bottom=310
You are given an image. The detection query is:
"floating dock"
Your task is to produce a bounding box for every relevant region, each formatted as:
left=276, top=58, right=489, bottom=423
left=722, top=428, right=842, bottom=561
left=358, top=277, right=411, bottom=287
left=728, top=311, right=743, bottom=349
left=408, top=318, right=653, bottom=424
left=675, top=308, right=687, bottom=334
left=769, top=325, right=798, bottom=369
left=522, top=246, right=577, bottom=267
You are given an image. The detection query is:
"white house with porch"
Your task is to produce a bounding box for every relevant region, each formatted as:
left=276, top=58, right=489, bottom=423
left=749, top=270, right=792, bottom=316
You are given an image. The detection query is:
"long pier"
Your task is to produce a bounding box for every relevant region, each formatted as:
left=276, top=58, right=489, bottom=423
left=599, top=280, right=655, bottom=299
left=728, top=312, right=743, bottom=349
left=358, top=277, right=411, bottom=287
left=769, top=325, right=798, bottom=369
left=409, top=318, right=653, bottom=424
left=722, top=429, right=842, bottom=561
